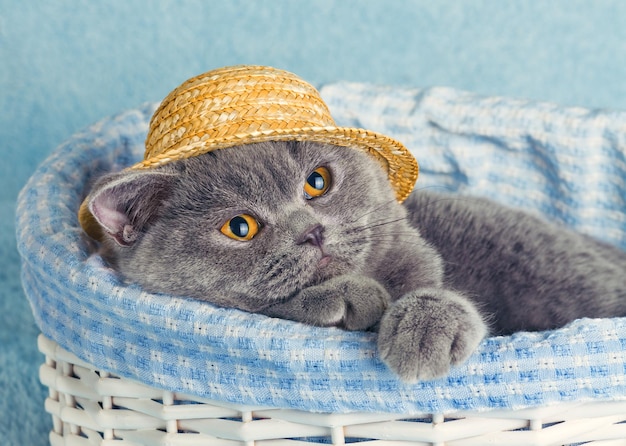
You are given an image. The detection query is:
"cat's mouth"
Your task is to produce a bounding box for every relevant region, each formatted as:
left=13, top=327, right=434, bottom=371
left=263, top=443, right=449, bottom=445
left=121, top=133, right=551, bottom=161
left=301, top=248, right=338, bottom=286
left=298, top=242, right=358, bottom=289
left=318, top=254, right=332, bottom=268
left=310, top=247, right=352, bottom=280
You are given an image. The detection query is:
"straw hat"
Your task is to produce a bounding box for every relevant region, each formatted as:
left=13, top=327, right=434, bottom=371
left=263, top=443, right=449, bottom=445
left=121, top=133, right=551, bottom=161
left=79, top=65, right=418, bottom=239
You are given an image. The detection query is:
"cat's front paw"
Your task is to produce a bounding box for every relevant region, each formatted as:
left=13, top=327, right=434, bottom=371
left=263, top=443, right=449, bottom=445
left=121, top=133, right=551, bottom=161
left=377, top=288, right=487, bottom=382
left=262, top=274, right=390, bottom=330
left=299, top=275, right=390, bottom=330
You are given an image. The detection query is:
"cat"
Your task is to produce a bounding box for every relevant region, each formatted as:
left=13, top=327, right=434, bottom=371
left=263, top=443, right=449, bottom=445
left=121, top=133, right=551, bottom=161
left=83, top=140, right=626, bottom=382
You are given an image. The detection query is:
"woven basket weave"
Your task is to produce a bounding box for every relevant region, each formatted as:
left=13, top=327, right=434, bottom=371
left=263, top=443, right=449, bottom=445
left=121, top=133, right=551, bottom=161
left=39, top=335, right=626, bottom=445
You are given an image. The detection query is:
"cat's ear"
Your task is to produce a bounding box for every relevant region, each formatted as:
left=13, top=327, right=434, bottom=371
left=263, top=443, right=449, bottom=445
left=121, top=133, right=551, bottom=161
left=86, top=170, right=176, bottom=246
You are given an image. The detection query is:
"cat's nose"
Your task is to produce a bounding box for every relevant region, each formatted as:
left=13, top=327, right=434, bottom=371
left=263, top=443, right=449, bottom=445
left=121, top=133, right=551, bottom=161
left=297, top=224, right=325, bottom=247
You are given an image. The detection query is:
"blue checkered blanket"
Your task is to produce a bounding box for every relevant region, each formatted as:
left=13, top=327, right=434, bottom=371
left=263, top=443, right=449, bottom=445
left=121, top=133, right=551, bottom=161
left=17, top=82, right=626, bottom=414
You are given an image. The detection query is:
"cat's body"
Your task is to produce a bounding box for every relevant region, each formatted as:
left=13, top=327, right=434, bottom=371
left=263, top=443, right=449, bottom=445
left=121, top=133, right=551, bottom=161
left=409, top=194, right=626, bottom=334
left=85, top=141, right=626, bottom=381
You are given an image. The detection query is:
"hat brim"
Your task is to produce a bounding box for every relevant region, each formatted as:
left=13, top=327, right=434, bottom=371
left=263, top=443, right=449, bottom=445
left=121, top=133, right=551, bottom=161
left=132, top=126, right=418, bottom=202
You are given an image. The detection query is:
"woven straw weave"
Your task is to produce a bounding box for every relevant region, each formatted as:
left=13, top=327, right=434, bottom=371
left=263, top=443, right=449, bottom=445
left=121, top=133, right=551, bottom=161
left=144, top=66, right=334, bottom=156
left=136, top=65, right=418, bottom=202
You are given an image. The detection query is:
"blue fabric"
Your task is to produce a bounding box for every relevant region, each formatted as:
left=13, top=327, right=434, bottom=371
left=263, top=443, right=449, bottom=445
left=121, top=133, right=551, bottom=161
left=17, top=83, right=626, bottom=414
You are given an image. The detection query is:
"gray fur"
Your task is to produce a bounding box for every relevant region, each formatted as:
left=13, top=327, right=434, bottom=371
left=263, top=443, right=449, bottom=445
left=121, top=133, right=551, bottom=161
left=406, top=193, right=626, bottom=334
left=84, top=141, right=626, bottom=382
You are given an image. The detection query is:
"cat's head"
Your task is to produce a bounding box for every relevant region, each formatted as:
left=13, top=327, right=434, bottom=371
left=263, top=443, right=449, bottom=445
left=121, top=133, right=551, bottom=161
left=85, top=141, right=405, bottom=311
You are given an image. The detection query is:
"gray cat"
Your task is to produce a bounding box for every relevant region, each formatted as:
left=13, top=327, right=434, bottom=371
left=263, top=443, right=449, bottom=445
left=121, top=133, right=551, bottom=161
left=83, top=140, right=626, bottom=382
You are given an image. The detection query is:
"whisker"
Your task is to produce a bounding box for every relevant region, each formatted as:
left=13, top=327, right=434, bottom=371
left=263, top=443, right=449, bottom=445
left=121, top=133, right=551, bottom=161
left=410, top=192, right=474, bottom=213
left=413, top=185, right=456, bottom=194
left=352, top=235, right=465, bottom=269
left=360, top=233, right=424, bottom=241
left=411, top=214, right=467, bottom=229
left=343, top=230, right=425, bottom=245
left=349, top=216, right=409, bottom=234
left=349, top=198, right=400, bottom=223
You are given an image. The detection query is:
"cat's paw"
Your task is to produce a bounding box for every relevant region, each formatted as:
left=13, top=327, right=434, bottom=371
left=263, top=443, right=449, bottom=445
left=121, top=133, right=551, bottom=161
left=337, top=276, right=390, bottom=330
left=262, top=275, right=389, bottom=330
left=299, top=275, right=390, bottom=330
left=377, top=288, right=487, bottom=382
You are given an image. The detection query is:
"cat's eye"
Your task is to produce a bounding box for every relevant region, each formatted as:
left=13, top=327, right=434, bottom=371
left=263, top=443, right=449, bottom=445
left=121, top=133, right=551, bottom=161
left=304, top=167, right=331, bottom=199
left=220, top=214, right=259, bottom=241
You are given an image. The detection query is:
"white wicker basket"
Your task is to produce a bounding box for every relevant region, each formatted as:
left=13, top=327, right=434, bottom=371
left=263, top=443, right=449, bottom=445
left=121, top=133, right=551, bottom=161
left=39, top=334, right=626, bottom=446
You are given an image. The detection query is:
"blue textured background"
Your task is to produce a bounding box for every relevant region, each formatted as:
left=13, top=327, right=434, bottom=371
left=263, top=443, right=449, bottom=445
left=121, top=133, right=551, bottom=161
left=2, top=1, right=626, bottom=444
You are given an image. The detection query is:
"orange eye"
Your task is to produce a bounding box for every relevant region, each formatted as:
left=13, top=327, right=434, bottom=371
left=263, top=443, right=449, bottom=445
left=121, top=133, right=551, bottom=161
left=304, top=167, right=331, bottom=199
left=220, top=214, right=259, bottom=241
